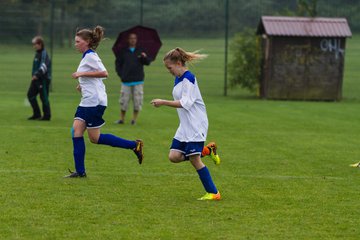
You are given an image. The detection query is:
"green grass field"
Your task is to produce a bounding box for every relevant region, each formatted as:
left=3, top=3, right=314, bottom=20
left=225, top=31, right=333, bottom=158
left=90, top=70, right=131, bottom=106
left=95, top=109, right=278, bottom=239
left=1, top=36, right=360, bottom=239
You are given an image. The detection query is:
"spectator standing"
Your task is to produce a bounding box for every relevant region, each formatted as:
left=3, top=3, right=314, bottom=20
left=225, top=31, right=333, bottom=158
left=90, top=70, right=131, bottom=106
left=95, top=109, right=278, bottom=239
left=27, top=36, right=51, bottom=120
left=115, top=33, right=150, bottom=125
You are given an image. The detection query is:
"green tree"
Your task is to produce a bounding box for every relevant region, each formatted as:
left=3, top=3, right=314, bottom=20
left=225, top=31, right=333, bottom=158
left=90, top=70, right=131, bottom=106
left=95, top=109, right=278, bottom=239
left=228, top=29, right=261, bottom=93
left=297, top=0, right=317, bottom=17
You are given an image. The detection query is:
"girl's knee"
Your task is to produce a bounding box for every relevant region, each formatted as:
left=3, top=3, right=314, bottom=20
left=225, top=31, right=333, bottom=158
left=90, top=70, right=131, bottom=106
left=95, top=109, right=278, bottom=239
left=72, top=120, right=86, bottom=138
left=190, top=156, right=205, bottom=170
left=72, top=128, right=84, bottom=138
left=89, top=135, right=99, bottom=144
left=168, top=153, right=180, bottom=163
left=168, top=154, right=176, bottom=163
left=87, top=128, right=100, bottom=144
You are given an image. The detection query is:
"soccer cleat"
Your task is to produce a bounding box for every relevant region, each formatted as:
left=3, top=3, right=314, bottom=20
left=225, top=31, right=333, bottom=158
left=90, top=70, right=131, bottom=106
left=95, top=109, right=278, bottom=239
left=197, top=192, right=221, bottom=201
left=131, top=120, right=136, bottom=125
left=133, top=139, right=144, bottom=164
left=349, top=162, right=360, bottom=168
left=206, top=142, right=221, bottom=165
left=64, top=169, right=87, bottom=178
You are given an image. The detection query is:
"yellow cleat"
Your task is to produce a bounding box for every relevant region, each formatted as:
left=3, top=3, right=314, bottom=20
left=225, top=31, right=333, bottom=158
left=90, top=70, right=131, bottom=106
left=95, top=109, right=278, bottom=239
left=349, top=162, right=360, bottom=168
left=206, top=142, right=221, bottom=165
left=197, top=192, right=221, bottom=201
left=133, top=139, right=144, bottom=164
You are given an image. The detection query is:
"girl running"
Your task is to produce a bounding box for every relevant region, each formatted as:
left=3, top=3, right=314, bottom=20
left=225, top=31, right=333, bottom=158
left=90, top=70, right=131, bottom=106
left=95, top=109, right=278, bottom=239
left=151, top=47, right=221, bottom=200
left=66, top=26, right=143, bottom=178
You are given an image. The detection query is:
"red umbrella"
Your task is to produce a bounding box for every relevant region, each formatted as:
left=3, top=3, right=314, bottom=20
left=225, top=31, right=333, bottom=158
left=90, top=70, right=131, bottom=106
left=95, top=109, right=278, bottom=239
left=112, top=25, right=162, bottom=61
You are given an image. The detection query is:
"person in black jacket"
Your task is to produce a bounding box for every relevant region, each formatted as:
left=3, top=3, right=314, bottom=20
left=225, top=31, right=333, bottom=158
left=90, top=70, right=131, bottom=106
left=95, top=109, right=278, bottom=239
left=115, top=33, right=150, bottom=125
left=27, top=36, right=51, bottom=120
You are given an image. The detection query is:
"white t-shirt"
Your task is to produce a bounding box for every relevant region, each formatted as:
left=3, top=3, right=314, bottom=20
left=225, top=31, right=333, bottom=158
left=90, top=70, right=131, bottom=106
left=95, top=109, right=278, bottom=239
left=77, top=50, right=107, bottom=107
left=172, top=71, right=208, bottom=142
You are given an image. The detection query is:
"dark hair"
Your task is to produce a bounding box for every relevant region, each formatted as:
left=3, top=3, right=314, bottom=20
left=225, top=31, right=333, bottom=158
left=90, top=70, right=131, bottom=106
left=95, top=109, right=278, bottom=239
left=32, top=36, right=45, bottom=49
left=76, top=25, right=104, bottom=50
left=163, top=47, right=207, bottom=65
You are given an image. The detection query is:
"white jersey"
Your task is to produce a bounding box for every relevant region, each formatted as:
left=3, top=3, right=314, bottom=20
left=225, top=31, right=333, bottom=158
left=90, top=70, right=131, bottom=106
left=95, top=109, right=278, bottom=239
left=172, top=71, right=208, bottom=142
left=77, top=50, right=107, bottom=107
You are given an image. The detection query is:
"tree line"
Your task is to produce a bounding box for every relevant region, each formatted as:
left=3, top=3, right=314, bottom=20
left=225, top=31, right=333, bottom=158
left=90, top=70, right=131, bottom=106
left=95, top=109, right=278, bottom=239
left=0, top=0, right=358, bottom=44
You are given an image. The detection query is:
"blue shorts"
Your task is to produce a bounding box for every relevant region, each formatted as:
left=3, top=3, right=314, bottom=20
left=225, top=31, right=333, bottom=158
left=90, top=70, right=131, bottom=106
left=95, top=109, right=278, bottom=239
left=170, top=138, right=204, bottom=157
left=74, top=105, right=106, bottom=128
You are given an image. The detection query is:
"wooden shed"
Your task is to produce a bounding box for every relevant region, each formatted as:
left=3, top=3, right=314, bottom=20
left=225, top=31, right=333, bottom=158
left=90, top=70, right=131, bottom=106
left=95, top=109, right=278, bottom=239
left=257, top=16, right=352, bottom=100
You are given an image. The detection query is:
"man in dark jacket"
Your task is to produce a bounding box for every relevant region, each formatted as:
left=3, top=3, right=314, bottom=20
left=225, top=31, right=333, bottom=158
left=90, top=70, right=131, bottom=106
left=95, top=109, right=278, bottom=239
left=27, top=36, right=51, bottom=120
left=115, top=33, right=150, bottom=125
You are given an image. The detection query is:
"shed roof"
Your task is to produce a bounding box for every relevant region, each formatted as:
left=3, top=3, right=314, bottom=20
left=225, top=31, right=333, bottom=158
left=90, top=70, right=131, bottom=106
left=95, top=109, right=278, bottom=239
left=257, top=16, right=352, bottom=37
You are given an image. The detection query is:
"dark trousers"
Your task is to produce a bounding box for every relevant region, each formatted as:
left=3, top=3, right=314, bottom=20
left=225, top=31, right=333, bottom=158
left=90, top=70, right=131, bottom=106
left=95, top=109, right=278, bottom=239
left=27, top=79, right=51, bottom=119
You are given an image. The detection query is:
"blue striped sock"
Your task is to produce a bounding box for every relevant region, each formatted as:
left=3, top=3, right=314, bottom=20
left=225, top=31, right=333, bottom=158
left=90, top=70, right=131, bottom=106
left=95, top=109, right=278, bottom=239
left=197, top=166, right=218, bottom=194
left=98, top=133, right=136, bottom=149
left=72, top=137, right=85, bottom=174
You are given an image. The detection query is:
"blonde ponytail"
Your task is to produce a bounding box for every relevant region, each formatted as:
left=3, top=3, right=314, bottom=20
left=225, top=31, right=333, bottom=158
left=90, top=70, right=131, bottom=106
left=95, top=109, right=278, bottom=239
left=163, top=47, right=208, bottom=65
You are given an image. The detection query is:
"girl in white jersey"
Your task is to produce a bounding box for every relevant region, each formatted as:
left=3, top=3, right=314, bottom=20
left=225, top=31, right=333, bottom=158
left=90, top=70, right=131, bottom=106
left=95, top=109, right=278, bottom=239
left=151, top=48, right=221, bottom=200
left=65, top=26, right=143, bottom=178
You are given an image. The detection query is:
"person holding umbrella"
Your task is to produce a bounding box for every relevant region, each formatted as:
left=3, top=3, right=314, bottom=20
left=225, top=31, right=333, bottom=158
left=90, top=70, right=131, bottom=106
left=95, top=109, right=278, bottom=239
left=114, top=33, right=150, bottom=125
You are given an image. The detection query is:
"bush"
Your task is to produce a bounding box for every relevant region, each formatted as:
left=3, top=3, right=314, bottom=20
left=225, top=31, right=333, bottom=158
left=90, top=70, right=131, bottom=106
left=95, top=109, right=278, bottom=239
left=228, top=29, right=261, bottom=93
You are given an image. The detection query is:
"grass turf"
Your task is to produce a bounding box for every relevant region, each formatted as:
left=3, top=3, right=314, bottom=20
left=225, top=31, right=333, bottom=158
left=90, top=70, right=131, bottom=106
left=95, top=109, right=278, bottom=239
left=0, top=37, right=360, bottom=239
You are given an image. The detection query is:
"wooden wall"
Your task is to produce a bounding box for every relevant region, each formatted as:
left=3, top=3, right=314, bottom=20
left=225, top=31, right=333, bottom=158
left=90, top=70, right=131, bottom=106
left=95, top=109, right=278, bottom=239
left=260, top=36, right=346, bottom=100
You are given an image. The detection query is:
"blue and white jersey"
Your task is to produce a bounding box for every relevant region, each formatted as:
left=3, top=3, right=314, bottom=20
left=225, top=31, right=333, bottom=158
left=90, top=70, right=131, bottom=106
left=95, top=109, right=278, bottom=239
left=77, top=49, right=107, bottom=107
left=172, top=71, right=208, bottom=142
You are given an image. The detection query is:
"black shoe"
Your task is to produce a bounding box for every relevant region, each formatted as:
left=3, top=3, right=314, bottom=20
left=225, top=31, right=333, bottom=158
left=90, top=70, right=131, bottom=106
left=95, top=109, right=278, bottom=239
left=40, top=117, right=51, bottom=121
left=133, top=139, right=144, bottom=164
left=131, top=120, right=136, bottom=125
left=114, top=120, right=124, bottom=124
left=28, top=115, right=41, bottom=120
left=64, top=169, right=87, bottom=178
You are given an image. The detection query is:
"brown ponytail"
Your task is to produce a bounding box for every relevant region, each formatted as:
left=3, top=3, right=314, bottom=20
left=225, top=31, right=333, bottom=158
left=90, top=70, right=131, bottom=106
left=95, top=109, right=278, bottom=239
left=76, top=25, right=105, bottom=50
left=163, top=47, right=208, bottom=65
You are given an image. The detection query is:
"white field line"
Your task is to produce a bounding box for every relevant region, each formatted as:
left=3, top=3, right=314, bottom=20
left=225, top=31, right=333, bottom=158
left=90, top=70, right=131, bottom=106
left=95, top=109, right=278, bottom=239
left=5, top=125, right=70, bottom=130
left=234, top=174, right=344, bottom=180
left=0, top=169, right=345, bottom=180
